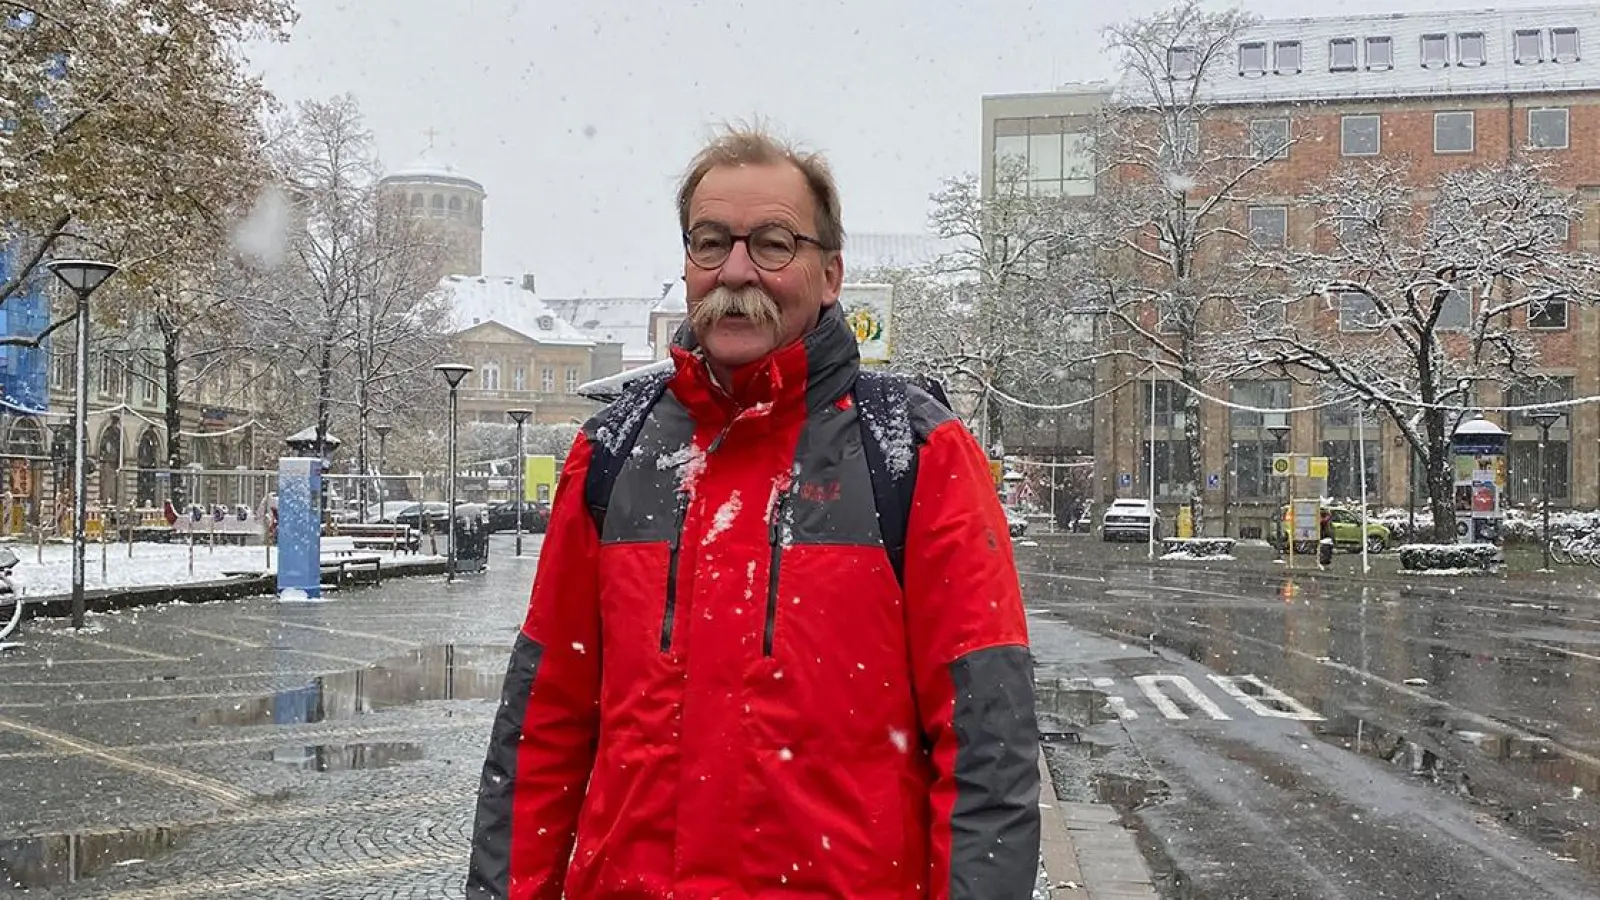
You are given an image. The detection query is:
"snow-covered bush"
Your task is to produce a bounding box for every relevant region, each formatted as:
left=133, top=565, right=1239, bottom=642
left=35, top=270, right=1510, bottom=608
left=1160, top=537, right=1237, bottom=561
left=1398, top=543, right=1500, bottom=574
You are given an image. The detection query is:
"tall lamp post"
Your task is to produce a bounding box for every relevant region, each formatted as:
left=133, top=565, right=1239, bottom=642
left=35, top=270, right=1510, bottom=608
left=373, top=423, right=392, bottom=508
left=506, top=409, right=533, bottom=557
left=1530, top=409, right=1564, bottom=571
left=46, top=259, right=119, bottom=630
left=434, top=363, right=473, bottom=583
left=1267, top=420, right=1291, bottom=563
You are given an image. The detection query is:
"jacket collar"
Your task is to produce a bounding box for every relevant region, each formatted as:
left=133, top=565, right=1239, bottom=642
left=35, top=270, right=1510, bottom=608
left=668, top=303, right=860, bottom=424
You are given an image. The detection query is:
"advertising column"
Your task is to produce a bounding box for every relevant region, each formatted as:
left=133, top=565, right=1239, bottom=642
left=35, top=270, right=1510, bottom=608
left=1450, top=417, right=1509, bottom=546
left=276, top=457, right=323, bottom=599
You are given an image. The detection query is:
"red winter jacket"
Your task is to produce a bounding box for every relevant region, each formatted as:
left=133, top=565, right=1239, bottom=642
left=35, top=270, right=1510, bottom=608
left=467, top=306, right=1039, bottom=899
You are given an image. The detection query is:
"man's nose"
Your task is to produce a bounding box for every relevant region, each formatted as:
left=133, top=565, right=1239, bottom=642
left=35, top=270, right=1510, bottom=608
left=717, top=238, right=761, bottom=288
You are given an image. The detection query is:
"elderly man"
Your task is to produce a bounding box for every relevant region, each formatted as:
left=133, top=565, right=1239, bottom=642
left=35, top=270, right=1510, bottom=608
left=467, top=125, right=1039, bottom=900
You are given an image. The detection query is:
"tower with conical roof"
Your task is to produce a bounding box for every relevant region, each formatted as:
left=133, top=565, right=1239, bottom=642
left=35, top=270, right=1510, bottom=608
left=378, top=141, right=486, bottom=277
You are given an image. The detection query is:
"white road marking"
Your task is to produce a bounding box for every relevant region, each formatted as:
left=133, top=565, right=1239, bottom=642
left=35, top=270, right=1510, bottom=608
left=1208, top=674, right=1324, bottom=721
left=1105, top=695, right=1139, bottom=721
left=1133, top=674, right=1231, bottom=720
left=1091, top=677, right=1116, bottom=688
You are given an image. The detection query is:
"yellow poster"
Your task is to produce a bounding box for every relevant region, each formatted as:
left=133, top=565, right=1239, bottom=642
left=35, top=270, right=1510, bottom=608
left=525, top=455, right=557, bottom=503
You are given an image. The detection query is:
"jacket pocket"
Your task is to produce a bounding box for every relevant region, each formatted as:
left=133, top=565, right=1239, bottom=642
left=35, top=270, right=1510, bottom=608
left=660, top=490, right=689, bottom=653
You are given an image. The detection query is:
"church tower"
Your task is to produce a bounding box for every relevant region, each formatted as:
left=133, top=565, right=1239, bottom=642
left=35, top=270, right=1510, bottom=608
left=378, top=142, right=486, bottom=277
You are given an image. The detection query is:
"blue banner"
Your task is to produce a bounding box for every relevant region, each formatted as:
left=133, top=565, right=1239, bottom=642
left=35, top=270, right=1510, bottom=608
left=0, top=239, right=52, bottom=415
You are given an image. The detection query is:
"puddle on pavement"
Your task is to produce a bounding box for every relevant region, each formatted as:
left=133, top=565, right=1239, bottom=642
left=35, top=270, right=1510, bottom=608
left=1034, top=678, right=1117, bottom=728
left=0, top=824, right=185, bottom=890
left=1092, top=772, right=1170, bottom=809
left=250, top=741, right=424, bottom=772
left=1316, top=710, right=1600, bottom=874
left=196, top=644, right=507, bottom=727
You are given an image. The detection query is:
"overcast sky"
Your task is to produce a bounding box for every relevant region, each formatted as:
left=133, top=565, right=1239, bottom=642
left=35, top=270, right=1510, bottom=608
left=248, top=0, right=1562, bottom=297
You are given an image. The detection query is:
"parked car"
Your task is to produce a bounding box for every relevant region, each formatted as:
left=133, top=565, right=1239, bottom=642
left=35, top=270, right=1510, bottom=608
left=487, top=500, right=550, bottom=534
left=1274, top=505, right=1391, bottom=554
left=392, top=502, right=451, bottom=532
left=1101, top=499, right=1162, bottom=542
left=1004, top=508, right=1028, bottom=539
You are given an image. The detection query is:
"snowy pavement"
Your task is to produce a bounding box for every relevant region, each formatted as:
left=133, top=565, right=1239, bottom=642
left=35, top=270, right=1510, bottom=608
left=0, top=540, right=438, bottom=599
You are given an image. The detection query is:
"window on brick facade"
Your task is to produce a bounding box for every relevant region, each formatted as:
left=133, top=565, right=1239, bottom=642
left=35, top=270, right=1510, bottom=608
left=1330, top=38, right=1358, bottom=71
left=1248, top=206, right=1288, bottom=248
left=1341, top=115, right=1380, bottom=156
left=1421, top=34, right=1449, bottom=68
left=1435, top=288, right=1471, bottom=332
left=1365, top=36, right=1393, bottom=70
left=1529, top=298, right=1569, bottom=330
left=1274, top=41, right=1302, bottom=73
left=1515, top=29, right=1543, bottom=64
left=1249, top=117, right=1291, bottom=159
left=1239, top=42, right=1267, bottom=75
left=1339, top=292, right=1381, bottom=331
left=1434, top=111, right=1475, bottom=153
left=1552, top=27, right=1580, bottom=62
left=1528, top=108, right=1569, bottom=150
left=1168, top=46, right=1196, bottom=79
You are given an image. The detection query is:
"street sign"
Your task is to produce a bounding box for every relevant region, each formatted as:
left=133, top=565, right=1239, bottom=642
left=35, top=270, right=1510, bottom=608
left=1119, top=473, right=1132, bottom=488
left=1206, top=473, right=1220, bottom=489
left=1271, top=455, right=1292, bottom=476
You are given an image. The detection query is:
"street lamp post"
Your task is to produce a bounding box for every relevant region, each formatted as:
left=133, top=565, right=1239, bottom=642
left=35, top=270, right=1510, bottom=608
left=434, top=364, right=473, bottom=583
left=1530, top=409, right=1564, bottom=571
left=373, top=423, right=392, bottom=509
left=1267, top=421, right=1291, bottom=564
left=507, top=409, right=533, bottom=557
left=46, top=259, right=119, bottom=630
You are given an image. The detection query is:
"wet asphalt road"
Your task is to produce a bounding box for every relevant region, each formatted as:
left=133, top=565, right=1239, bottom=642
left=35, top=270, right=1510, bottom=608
left=1018, top=538, right=1600, bottom=900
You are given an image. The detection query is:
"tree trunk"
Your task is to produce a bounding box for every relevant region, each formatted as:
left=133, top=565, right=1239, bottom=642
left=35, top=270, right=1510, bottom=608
left=1423, top=408, right=1457, bottom=542
left=1181, top=362, right=1205, bottom=535
left=161, top=325, right=185, bottom=508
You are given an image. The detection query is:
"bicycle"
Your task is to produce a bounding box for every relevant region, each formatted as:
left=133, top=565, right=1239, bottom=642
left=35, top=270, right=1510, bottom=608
left=0, top=546, right=20, bottom=643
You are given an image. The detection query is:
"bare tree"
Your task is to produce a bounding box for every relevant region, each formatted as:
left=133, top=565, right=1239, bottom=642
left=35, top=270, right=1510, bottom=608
left=1232, top=160, right=1600, bottom=540
left=1088, top=0, right=1272, bottom=531
left=924, top=159, right=1096, bottom=455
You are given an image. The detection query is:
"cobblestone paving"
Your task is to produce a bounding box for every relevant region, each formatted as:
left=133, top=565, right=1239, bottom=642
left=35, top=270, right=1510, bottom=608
left=0, top=539, right=542, bottom=898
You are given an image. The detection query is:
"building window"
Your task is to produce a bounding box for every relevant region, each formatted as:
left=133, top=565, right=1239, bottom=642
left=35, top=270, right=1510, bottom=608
left=1515, top=29, right=1543, bottom=64
left=141, top=361, right=157, bottom=404
left=1249, top=117, right=1291, bottom=160
left=1274, top=41, right=1302, bottom=73
left=1506, top=377, right=1573, bottom=504
left=1230, top=380, right=1291, bottom=501
left=1434, top=111, right=1475, bottom=153
left=1457, top=32, right=1486, bottom=66
left=1339, top=292, right=1381, bottom=331
left=1337, top=200, right=1378, bottom=243
left=1248, top=206, right=1288, bottom=248
left=1552, top=27, right=1580, bottom=62
left=565, top=368, right=580, bottom=393
left=1529, top=298, right=1569, bottom=330
left=1168, top=46, right=1196, bottom=79
left=1421, top=34, right=1449, bottom=68
left=1436, top=288, right=1472, bottom=332
left=513, top=366, right=527, bottom=391
left=1155, top=298, right=1188, bottom=335
left=1341, top=115, right=1381, bottom=156
left=1529, top=108, right=1569, bottom=150
left=1320, top=403, right=1382, bottom=502
left=1365, top=36, right=1393, bottom=70
left=992, top=122, right=1095, bottom=197
left=540, top=366, right=554, bottom=393
left=1239, top=42, right=1267, bottom=76
left=1330, top=37, right=1358, bottom=71
left=430, top=194, right=445, bottom=217
left=448, top=195, right=463, bottom=219
left=479, top=362, right=500, bottom=391
left=1140, top=381, right=1194, bottom=500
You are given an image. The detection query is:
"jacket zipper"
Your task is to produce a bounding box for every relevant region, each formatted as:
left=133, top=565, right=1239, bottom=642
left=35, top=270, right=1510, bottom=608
left=763, top=491, right=789, bottom=657
left=660, top=490, right=689, bottom=653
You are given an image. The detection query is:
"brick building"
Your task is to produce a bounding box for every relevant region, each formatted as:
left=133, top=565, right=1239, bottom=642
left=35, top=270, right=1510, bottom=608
left=985, top=5, right=1600, bottom=534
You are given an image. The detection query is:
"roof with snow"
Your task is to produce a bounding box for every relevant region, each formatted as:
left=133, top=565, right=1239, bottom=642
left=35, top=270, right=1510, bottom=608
left=845, top=232, right=954, bottom=273
left=1114, top=4, right=1600, bottom=107
left=443, top=275, right=594, bottom=347
left=654, top=280, right=687, bottom=315
left=544, top=296, right=658, bottom=362
left=379, top=148, right=485, bottom=193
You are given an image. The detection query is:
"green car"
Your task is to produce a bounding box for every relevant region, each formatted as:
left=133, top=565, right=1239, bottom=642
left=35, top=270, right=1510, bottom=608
left=1275, top=505, right=1392, bottom=554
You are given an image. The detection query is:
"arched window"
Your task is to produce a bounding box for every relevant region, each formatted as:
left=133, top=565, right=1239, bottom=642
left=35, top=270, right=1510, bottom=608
left=430, top=194, right=445, bottom=217
left=5, top=418, right=44, bottom=458
left=468, top=199, right=481, bottom=224
left=97, top=417, right=122, bottom=505
left=410, top=193, right=426, bottom=215
left=448, top=195, right=463, bottom=219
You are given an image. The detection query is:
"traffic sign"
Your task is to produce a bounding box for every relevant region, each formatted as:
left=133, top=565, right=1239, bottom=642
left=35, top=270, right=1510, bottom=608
left=1119, top=473, right=1132, bottom=488
left=1206, top=473, right=1220, bottom=489
left=1271, top=455, right=1292, bottom=476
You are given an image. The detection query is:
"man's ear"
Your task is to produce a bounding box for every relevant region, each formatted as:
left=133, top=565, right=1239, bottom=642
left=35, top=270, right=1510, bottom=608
left=821, top=251, right=844, bottom=307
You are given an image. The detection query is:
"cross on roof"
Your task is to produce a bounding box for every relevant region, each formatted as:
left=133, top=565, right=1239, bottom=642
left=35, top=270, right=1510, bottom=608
left=423, top=126, right=440, bottom=149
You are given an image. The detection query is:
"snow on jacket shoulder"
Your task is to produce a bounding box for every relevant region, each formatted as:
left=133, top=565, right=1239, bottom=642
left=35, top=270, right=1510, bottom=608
left=467, top=305, right=1039, bottom=900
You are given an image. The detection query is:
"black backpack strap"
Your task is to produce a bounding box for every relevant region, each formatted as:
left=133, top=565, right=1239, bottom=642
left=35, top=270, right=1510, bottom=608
left=854, top=370, right=919, bottom=588
left=584, top=369, right=672, bottom=538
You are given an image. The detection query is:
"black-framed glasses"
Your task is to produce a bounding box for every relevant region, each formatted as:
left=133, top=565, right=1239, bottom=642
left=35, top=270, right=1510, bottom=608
left=683, top=222, right=825, bottom=272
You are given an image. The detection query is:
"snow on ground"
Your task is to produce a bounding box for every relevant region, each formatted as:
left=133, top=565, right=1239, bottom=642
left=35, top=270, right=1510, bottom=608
left=0, top=541, right=433, bottom=598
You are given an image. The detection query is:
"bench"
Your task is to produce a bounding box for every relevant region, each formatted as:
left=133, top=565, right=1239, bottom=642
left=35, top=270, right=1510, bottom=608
left=330, top=523, right=418, bottom=553
left=320, top=536, right=382, bottom=585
